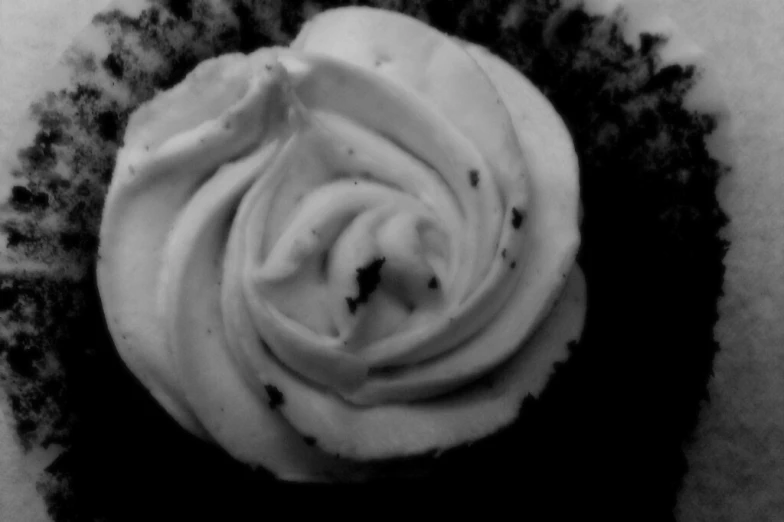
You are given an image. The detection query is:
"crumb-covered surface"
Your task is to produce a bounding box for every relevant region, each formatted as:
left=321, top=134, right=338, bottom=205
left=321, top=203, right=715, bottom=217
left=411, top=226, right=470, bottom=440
left=0, top=0, right=732, bottom=520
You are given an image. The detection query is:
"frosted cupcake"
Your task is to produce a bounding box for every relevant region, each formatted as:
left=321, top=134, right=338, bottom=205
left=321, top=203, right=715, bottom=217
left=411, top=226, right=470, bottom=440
left=97, top=6, right=585, bottom=481
left=0, top=0, right=730, bottom=518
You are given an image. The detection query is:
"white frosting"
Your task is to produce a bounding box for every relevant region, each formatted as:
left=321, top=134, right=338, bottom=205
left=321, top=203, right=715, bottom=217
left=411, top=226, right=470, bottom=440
left=97, top=7, right=585, bottom=481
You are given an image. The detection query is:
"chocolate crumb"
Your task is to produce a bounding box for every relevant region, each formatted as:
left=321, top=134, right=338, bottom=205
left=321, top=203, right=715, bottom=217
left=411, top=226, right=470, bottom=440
left=95, top=110, right=121, bottom=141
left=511, top=207, right=524, bottom=229
left=428, top=276, right=439, bottom=290
left=346, top=257, right=385, bottom=314
left=10, top=186, right=49, bottom=211
left=264, top=385, right=284, bottom=409
left=303, top=436, right=317, bottom=447
left=468, top=169, right=480, bottom=187
left=102, top=52, right=125, bottom=79
left=166, top=0, right=194, bottom=21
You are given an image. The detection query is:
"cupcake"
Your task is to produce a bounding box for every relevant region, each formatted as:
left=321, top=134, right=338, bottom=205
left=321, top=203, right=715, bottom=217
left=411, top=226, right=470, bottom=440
left=96, top=5, right=584, bottom=481
left=0, top=0, right=730, bottom=519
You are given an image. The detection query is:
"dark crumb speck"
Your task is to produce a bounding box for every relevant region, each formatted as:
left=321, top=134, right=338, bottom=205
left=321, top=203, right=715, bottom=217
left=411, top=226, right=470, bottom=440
left=166, top=0, right=194, bottom=21
left=501, top=248, right=507, bottom=259
left=303, top=436, right=317, bottom=447
left=639, top=33, right=664, bottom=56
left=510, top=261, right=517, bottom=270
left=102, top=52, right=125, bottom=79
left=468, top=169, right=480, bottom=187
left=264, top=385, right=284, bottom=410
left=346, top=257, right=385, bottom=314
left=96, top=110, right=121, bottom=142
left=511, top=207, right=524, bottom=229
left=10, top=186, right=49, bottom=211
left=428, top=276, right=439, bottom=290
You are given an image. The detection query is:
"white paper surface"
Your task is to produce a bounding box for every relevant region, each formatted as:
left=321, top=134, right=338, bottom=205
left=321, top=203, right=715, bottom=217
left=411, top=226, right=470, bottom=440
left=1, top=1, right=782, bottom=520
left=0, top=3, right=109, bottom=521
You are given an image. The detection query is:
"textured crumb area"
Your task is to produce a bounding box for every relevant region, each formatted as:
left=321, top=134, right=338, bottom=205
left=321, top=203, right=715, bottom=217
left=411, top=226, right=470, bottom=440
left=0, top=3, right=109, bottom=522
left=655, top=1, right=784, bottom=521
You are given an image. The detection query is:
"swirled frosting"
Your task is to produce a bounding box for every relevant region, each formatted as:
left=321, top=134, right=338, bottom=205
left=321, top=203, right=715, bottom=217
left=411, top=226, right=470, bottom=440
left=97, top=6, right=585, bottom=481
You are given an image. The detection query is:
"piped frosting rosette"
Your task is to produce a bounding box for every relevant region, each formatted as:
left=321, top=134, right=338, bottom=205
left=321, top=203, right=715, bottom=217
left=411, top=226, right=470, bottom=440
left=97, top=7, right=586, bottom=481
